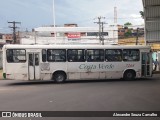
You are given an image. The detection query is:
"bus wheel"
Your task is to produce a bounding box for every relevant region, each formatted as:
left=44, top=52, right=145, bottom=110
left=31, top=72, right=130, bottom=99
left=53, top=72, right=66, bottom=83
left=123, top=70, right=136, bottom=80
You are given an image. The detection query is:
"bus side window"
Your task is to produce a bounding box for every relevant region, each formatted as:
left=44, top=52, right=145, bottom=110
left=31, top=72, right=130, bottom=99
left=47, top=49, right=66, bottom=62
left=42, top=49, right=47, bottom=62
left=7, top=50, right=13, bottom=62
left=7, top=56, right=13, bottom=62
left=67, top=49, right=85, bottom=62
left=87, top=49, right=104, bottom=62
left=123, top=49, right=139, bottom=61
left=13, top=56, right=19, bottom=62
left=105, top=49, right=122, bottom=62
left=7, top=49, right=26, bottom=63
left=35, top=54, right=39, bottom=66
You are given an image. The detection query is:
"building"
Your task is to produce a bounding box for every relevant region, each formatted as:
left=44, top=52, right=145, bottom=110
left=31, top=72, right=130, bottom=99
left=0, top=34, right=5, bottom=49
left=20, top=25, right=118, bottom=45
left=142, top=0, right=160, bottom=60
left=132, top=28, right=144, bottom=37
left=118, top=25, right=144, bottom=39
left=143, top=0, right=160, bottom=43
left=2, top=33, right=20, bottom=44
left=2, top=34, right=13, bottom=44
left=64, top=24, right=78, bottom=27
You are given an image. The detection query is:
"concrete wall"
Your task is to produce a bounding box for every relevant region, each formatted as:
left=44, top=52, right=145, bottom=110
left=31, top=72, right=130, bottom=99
left=143, top=0, right=160, bottom=43
left=0, top=50, right=2, bottom=69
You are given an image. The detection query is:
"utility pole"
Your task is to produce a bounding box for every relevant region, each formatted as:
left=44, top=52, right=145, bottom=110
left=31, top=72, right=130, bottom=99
left=101, top=22, right=105, bottom=45
left=114, top=6, right=117, bottom=24
left=53, top=0, right=57, bottom=43
left=94, top=16, right=106, bottom=45
left=8, top=21, right=21, bottom=44
left=136, top=27, right=139, bottom=45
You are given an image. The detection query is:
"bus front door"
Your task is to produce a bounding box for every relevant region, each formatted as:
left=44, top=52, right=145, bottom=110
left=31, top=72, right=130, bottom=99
left=141, top=52, right=151, bottom=77
left=28, top=53, right=40, bottom=80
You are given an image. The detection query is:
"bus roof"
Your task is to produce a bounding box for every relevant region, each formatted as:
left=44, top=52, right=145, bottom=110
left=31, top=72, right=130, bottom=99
left=3, top=44, right=151, bottom=50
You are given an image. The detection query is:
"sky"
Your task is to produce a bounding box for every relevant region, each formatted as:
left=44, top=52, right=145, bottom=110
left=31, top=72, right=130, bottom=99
left=0, top=0, right=144, bottom=33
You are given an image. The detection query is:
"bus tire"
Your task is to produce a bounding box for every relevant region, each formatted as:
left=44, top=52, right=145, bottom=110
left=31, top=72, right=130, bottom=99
left=53, top=72, right=66, bottom=83
left=123, top=70, right=136, bottom=81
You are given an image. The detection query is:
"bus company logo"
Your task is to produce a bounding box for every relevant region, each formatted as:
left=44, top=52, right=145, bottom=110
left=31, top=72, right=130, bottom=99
left=2, top=112, right=11, bottom=117
left=79, top=64, right=114, bottom=70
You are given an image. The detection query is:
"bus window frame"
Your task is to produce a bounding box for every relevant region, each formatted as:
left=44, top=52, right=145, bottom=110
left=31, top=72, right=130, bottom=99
left=6, top=49, right=26, bottom=63
left=86, top=49, right=104, bottom=62
left=42, top=49, right=47, bottom=62
left=67, top=49, right=86, bottom=62
left=105, top=49, right=122, bottom=62
left=47, top=49, right=66, bottom=62
left=123, top=49, right=140, bottom=62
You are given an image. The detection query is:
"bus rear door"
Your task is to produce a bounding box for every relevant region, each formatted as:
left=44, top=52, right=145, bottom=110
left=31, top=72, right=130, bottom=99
left=141, top=52, right=151, bottom=77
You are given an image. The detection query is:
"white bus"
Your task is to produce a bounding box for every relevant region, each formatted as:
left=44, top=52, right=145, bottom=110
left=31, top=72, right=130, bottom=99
left=3, top=44, right=152, bottom=82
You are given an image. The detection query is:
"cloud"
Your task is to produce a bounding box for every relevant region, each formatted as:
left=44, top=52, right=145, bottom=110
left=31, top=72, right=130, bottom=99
left=0, top=0, right=53, bottom=31
left=55, top=0, right=116, bottom=26
left=55, top=0, right=144, bottom=26
left=0, top=0, right=144, bottom=32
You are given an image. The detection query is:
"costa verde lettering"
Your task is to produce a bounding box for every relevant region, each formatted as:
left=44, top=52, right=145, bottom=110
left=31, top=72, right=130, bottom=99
left=79, top=64, right=114, bottom=70
left=79, top=64, right=96, bottom=70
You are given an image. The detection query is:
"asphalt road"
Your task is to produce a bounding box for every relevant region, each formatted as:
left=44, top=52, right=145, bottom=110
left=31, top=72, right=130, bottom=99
left=0, top=75, right=160, bottom=120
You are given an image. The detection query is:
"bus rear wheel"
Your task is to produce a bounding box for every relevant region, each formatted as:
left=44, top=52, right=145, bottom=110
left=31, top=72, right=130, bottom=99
left=53, top=72, right=66, bottom=83
left=123, top=70, right=136, bottom=81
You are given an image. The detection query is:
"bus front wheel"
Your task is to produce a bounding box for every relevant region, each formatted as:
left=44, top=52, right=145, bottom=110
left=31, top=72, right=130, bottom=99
left=53, top=72, right=66, bottom=83
left=123, top=70, right=136, bottom=81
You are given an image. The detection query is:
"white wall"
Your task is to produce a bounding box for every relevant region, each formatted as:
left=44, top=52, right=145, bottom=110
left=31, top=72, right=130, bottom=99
left=0, top=50, right=2, bottom=69
left=20, top=26, right=118, bottom=45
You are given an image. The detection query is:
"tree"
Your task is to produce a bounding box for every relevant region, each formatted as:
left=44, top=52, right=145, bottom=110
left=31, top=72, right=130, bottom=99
left=124, top=29, right=132, bottom=37
left=124, top=22, right=132, bottom=29
left=140, top=11, right=144, bottom=19
left=124, top=22, right=132, bottom=26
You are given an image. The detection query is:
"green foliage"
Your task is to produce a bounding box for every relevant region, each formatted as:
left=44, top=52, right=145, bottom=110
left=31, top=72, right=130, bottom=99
left=140, top=11, right=144, bottom=18
left=124, top=29, right=132, bottom=37
left=124, top=22, right=132, bottom=26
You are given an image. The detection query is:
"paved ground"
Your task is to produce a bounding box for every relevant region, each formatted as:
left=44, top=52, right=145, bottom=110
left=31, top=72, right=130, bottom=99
left=0, top=74, right=160, bottom=120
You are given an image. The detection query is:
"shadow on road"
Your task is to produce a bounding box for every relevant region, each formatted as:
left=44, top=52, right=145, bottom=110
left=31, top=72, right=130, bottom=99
left=5, top=78, right=153, bottom=86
